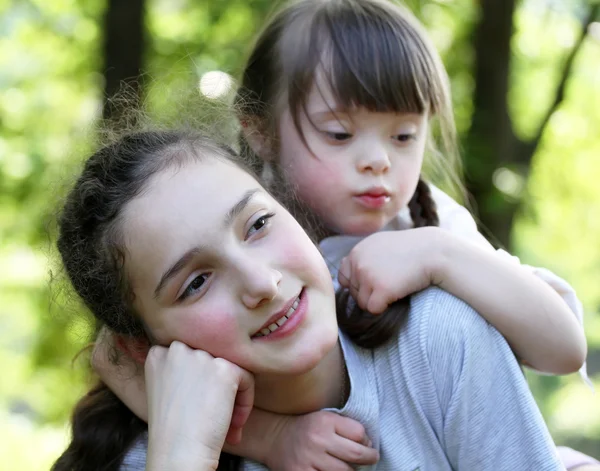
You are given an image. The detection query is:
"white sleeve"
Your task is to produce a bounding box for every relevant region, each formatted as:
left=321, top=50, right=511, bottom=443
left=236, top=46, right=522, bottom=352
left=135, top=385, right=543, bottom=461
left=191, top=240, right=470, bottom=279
left=430, top=184, right=590, bottom=386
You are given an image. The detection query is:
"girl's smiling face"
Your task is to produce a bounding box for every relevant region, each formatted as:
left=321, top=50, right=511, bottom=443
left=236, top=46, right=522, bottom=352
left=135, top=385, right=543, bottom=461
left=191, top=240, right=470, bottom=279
left=122, top=156, right=338, bottom=376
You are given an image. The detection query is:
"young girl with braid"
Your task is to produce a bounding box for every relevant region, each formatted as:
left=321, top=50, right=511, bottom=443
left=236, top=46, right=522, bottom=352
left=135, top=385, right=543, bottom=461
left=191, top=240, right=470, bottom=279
left=92, top=0, right=599, bottom=469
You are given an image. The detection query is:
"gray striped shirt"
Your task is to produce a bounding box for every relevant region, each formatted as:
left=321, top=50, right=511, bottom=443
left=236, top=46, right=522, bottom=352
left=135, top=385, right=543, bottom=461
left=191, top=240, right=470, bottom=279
left=122, top=287, right=564, bottom=470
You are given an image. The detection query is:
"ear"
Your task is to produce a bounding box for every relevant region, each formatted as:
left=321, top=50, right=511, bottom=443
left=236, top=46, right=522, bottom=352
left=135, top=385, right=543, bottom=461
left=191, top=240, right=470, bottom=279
left=115, top=334, right=151, bottom=365
left=239, top=115, right=276, bottom=161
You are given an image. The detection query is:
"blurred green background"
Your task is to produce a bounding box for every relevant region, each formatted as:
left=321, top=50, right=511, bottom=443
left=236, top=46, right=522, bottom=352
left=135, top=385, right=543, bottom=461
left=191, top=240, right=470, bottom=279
left=1, top=0, right=599, bottom=469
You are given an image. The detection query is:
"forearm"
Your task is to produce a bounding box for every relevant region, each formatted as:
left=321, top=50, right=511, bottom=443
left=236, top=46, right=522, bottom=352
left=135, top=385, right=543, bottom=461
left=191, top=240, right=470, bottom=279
left=222, top=407, right=283, bottom=465
left=433, top=230, right=586, bottom=374
left=92, top=328, right=149, bottom=420
left=146, top=444, right=219, bottom=471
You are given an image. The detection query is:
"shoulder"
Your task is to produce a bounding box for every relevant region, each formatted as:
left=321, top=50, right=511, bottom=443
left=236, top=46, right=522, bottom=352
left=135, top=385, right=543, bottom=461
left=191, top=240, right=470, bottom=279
left=409, top=286, right=492, bottom=340
left=408, top=287, right=514, bottom=374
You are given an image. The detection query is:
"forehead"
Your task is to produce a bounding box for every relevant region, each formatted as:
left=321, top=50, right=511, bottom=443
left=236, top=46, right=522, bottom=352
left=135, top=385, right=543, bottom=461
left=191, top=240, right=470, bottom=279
left=121, top=159, right=262, bottom=276
left=305, top=68, right=338, bottom=111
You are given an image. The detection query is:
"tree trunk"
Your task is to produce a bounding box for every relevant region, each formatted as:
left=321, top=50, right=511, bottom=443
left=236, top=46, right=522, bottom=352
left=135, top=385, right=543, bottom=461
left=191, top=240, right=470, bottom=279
left=464, top=0, right=518, bottom=248
left=101, top=0, right=146, bottom=125
left=464, top=0, right=597, bottom=249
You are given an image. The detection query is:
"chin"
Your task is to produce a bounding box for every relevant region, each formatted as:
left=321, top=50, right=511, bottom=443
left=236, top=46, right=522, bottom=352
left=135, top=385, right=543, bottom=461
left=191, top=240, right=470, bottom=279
left=266, top=321, right=339, bottom=376
left=338, top=218, right=389, bottom=236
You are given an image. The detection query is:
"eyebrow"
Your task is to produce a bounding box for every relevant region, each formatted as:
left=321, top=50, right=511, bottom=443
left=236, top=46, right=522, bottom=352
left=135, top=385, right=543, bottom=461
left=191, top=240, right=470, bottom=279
left=224, top=189, right=260, bottom=229
left=153, top=188, right=261, bottom=299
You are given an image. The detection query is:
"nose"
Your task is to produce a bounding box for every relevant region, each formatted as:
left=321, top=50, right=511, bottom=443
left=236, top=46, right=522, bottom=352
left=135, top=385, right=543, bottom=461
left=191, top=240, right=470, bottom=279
left=356, top=143, right=390, bottom=175
left=237, top=258, right=282, bottom=309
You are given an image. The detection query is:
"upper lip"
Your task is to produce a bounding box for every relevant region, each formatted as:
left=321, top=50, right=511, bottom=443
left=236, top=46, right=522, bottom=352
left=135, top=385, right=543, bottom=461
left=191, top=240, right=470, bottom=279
left=355, top=186, right=391, bottom=197
left=252, top=291, right=301, bottom=336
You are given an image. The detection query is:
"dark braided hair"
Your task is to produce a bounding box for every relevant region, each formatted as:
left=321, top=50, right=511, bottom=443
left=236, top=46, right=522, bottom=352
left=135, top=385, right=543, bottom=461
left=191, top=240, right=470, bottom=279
left=408, top=178, right=439, bottom=228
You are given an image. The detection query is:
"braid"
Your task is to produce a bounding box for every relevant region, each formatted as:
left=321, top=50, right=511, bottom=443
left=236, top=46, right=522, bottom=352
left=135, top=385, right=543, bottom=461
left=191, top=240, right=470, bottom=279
left=408, top=178, right=439, bottom=228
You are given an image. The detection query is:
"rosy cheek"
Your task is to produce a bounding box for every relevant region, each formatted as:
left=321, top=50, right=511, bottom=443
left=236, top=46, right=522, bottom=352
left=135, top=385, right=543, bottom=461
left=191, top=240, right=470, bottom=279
left=174, top=309, right=239, bottom=357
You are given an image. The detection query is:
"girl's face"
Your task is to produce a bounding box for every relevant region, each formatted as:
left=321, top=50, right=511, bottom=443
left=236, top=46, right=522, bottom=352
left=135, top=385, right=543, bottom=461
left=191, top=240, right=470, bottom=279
left=122, top=156, right=338, bottom=376
left=276, top=73, right=428, bottom=236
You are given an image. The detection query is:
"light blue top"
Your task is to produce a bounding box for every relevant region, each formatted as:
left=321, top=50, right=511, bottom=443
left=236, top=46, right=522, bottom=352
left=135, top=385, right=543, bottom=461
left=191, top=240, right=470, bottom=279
left=122, top=287, right=564, bottom=470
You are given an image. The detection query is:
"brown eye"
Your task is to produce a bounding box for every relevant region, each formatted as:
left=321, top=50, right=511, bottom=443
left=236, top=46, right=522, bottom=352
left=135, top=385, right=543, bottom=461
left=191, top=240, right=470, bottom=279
left=179, top=273, right=209, bottom=301
left=246, top=212, right=275, bottom=239
left=393, top=133, right=416, bottom=142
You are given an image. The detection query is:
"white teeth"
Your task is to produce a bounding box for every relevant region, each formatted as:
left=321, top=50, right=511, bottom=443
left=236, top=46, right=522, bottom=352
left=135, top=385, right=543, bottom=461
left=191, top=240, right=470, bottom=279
left=254, top=294, right=300, bottom=338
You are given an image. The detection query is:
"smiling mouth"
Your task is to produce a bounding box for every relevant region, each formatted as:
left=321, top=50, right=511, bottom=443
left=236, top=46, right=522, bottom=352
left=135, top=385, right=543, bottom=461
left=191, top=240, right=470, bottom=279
left=252, top=294, right=301, bottom=338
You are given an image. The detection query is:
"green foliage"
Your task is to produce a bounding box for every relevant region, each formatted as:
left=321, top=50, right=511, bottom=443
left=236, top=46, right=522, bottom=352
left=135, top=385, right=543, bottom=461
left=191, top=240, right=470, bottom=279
left=1, top=0, right=599, bottom=468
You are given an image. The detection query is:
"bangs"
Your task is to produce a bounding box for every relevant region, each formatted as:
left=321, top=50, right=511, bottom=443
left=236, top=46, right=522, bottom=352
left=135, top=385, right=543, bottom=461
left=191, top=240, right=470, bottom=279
left=281, top=0, right=444, bottom=116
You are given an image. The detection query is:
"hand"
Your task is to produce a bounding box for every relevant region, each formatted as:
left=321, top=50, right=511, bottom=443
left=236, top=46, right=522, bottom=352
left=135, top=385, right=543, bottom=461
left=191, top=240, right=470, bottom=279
left=338, top=228, right=444, bottom=314
left=146, top=341, right=254, bottom=470
left=266, top=411, right=379, bottom=471
left=93, top=330, right=252, bottom=446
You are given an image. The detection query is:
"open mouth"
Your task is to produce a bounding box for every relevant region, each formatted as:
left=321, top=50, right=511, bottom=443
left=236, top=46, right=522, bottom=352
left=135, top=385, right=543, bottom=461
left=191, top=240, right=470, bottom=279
left=252, top=289, right=304, bottom=339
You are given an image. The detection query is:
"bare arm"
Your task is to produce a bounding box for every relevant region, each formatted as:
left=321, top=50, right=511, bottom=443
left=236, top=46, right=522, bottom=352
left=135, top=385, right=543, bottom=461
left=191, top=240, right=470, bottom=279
left=92, top=329, right=378, bottom=469
left=433, top=227, right=586, bottom=374
left=339, top=227, right=586, bottom=375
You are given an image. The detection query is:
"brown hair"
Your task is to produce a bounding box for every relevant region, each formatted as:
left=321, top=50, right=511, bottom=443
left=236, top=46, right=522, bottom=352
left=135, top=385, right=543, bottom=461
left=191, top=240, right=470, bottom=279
left=53, top=129, right=247, bottom=471
left=53, top=126, right=435, bottom=470
left=236, top=0, right=462, bottom=230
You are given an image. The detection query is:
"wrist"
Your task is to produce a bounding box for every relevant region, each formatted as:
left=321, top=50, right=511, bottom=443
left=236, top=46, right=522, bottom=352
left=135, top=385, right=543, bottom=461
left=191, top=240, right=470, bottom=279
left=222, top=409, right=285, bottom=465
left=421, top=226, right=459, bottom=287
left=262, top=414, right=292, bottom=468
left=147, top=447, right=219, bottom=471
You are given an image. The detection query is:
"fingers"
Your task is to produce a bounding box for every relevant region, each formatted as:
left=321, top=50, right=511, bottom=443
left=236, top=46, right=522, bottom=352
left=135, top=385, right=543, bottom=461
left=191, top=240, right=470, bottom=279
left=338, top=256, right=351, bottom=289
left=366, top=290, right=389, bottom=315
left=333, top=415, right=368, bottom=442
left=357, top=283, right=374, bottom=314
left=314, top=454, right=355, bottom=471
left=332, top=415, right=379, bottom=465
left=232, top=367, right=254, bottom=428
left=327, top=435, right=379, bottom=465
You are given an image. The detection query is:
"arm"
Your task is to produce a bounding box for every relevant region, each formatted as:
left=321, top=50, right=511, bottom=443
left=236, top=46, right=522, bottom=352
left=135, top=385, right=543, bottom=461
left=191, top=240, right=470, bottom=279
left=422, top=288, right=564, bottom=470
left=432, top=184, right=588, bottom=375
left=93, top=329, right=378, bottom=470
left=145, top=342, right=254, bottom=471
left=433, top=227, right=586, bottom=374
left=339, top=227, right=586, bottom=375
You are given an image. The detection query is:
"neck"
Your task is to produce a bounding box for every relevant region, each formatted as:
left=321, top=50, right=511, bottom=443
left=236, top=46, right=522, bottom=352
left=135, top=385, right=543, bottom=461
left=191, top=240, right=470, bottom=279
left=253, top=339, right=347, bottom=414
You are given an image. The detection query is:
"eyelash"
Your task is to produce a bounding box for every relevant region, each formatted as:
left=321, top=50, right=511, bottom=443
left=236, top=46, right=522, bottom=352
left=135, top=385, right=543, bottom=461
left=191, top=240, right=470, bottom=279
left=324, top=132, right=417, bottom=143
left=324, top=131, right=352, bottom=142
left=394, top=133, right=417, bottom=142
left=177, top=212, right=276, bottom=302
left=245, top=212, right=275, bottom=240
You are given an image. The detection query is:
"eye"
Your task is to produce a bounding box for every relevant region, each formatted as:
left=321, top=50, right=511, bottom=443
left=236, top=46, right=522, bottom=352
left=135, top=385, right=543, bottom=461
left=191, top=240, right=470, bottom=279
left=324, top=131, right=352, bottom=142
left=393, top=133, right=417, bottom=143
left=246, top=212, right=275, bottom=240
left=179, top=273, right=210, bottom=301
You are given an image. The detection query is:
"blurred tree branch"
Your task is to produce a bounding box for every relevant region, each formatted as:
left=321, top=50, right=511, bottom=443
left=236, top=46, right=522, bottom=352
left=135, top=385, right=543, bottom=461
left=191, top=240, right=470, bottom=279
left=464, top=0, right=598, bottom=247
left=518, top=3, right=600, bottom=163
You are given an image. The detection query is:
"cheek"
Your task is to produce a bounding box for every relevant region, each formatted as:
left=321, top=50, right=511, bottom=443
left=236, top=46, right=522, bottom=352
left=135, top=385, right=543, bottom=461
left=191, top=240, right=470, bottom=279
left=284, top=157, right=344, bottom=205
left=168, top=307, right=240, bottom=358
left=274, top=218, right=332, bottom=286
